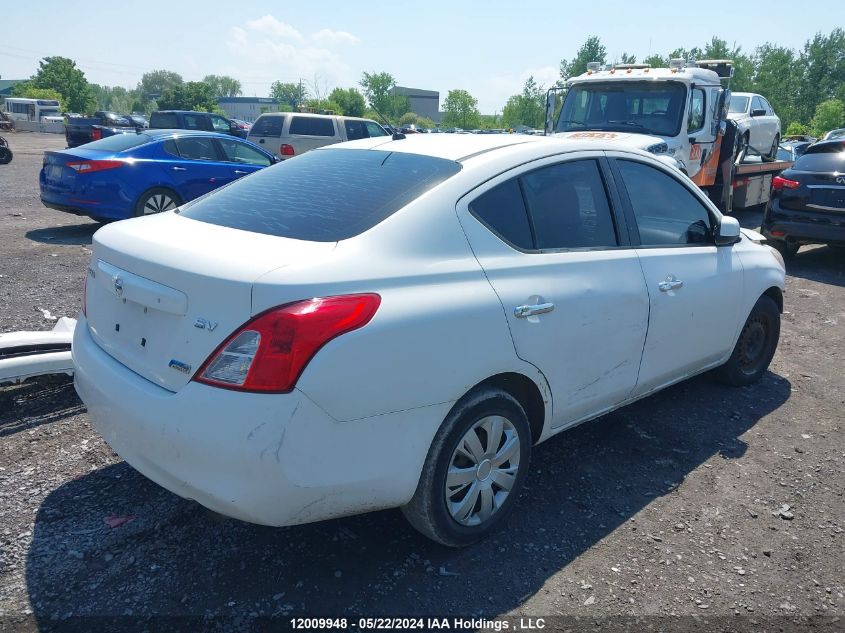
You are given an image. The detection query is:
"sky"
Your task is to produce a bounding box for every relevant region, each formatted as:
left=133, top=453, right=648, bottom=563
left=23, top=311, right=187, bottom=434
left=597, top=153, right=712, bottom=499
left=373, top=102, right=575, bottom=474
left=1, top=1, right=839, bottom=114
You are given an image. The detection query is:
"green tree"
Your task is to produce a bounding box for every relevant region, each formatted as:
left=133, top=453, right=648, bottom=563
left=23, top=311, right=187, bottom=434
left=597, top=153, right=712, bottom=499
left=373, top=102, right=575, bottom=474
left=11, top=84, right=65, bottom=110
left=796, top=29, right=845, bottom=124
left=137, top=70, right=183, bottom=99
left=702, top=37, right=753, bottom=91
left=202, top=75, right=242, bottom=97
left=398, top=112, right=435, bottom=129
left=618, top=52, right=637, bottom=64
left=642, top=54, right=668, bottom=67
left=270, top=81, right=308, bottom=109
left=751, top=44, right=800, bottom=124
left=329, top=87, right=367, bottom=117
left=156, top=81, right=217, bottom=112
left=359, top=71, right=408, bottom=120
left=27, top=56, right=94, bottom=113
left=810, top=99, right=845, bottom=136
left=501, top=75, right=545, bottom=129
left=785, top=121, right=811, bottom=136
left=560, top=36, right=607, bottom=78
left=304, top=98, right=342, bottom=114
left=442, top=89, right=480, bottom=129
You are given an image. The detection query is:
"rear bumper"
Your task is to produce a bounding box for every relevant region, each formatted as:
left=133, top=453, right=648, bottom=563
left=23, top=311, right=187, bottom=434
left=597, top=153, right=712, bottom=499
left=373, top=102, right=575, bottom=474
left=762, top=204, right=845, bottom=245
left=40, top=194, right=130, bottom=221
left=72, top=317, right=443, bottom=526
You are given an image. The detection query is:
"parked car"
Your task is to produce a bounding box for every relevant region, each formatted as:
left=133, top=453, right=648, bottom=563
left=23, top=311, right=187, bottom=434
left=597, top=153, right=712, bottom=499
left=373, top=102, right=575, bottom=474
left=246, top=112, right=388, bottom=159
left=40, top=130, right=276, bottom=221
left=149, top=110, right=246, bottom=138
left=727, top=92, right=781, bottom=160
left=230, top=118, right=251, bottom=134
left=65, top=111, right=137, bottom=148
left=821, top=128, right=845, bottom=141
left=762, top=139, right=845, bottom=256
left=124, top=114, right=148, bottom=129
left=72, top=133, right=785, bottom=546
left=776, top=139, right=813, bottom=162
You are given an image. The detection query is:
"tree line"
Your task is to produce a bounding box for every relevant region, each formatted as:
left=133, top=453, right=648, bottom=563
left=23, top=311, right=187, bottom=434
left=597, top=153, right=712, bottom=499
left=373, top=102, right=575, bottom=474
left=9, top=29, right=845, bottom=136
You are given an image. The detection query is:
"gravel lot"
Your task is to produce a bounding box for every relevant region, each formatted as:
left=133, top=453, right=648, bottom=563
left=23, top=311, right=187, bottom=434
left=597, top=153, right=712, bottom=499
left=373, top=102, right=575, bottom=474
left=0, top=132, right=843, bottom=632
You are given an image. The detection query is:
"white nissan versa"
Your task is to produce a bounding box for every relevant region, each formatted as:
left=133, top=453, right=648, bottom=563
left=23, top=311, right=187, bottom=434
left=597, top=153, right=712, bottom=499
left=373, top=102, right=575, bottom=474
left=73, top=134, right=786, bottom=546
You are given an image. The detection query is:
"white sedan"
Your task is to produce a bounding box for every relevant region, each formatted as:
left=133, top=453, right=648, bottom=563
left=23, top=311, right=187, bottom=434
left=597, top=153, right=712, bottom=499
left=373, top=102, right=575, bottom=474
left=73, top=134, right=785, bottom=546
left=727, top=92, right=782, bottom=159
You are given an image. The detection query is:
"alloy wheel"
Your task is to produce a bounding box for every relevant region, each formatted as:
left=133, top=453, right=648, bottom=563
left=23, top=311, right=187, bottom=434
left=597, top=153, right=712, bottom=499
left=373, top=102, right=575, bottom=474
left=142, top=193, right=177, bottom=215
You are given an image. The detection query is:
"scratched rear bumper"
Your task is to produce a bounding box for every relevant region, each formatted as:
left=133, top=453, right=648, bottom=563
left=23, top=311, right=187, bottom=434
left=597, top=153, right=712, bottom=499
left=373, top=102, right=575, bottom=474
left=72, top=315, right=423, bottom=526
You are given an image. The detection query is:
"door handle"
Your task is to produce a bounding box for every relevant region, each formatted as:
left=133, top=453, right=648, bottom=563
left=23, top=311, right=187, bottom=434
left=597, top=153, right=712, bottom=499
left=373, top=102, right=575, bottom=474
left=514, top=302, right=555, bottom=318
left=171, top=166, right=187, bottom=171
left=658, top=276, right=684, bottom=292
left=234, top=170, right=249, bottom=175
left=258, top=138, right=265, bottom=144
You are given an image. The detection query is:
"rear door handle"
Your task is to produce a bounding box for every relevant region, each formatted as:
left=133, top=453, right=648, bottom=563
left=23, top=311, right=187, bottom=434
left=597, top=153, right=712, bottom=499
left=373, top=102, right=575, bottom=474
left=258, top=138, right=265, bottom=144
left=514, top=302, right=555, bottom=318
left=171, top=166, right=187, bottom=172
left=658, top=276, right=684, bottom=292
left=234, top=170, right=249, bottom=175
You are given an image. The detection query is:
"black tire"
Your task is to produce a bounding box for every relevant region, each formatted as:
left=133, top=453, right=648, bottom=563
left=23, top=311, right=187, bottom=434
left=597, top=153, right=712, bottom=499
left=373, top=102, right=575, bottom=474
left=737, top=132, right=750, bottom=160
left=0, top=146, right=12, bottom=164
left=401, top=387, right=532, bottom=547
left=714, top=295, right=780, bottom=386
left=133, top=187, right=181, bottom=217
left=764, top=134, right=780, bottom=162
left=770, top=238, right=800, bottom=258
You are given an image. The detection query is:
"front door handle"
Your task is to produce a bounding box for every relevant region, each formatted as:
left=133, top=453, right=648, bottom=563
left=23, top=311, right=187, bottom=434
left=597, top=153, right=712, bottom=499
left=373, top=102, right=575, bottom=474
left=514, top=302, right=555, bottom=318
left=171, top=166, right=187, bottom=172
left=658, top=276, right=684, bottom=292
left=258, top=138, right=265, bottom=144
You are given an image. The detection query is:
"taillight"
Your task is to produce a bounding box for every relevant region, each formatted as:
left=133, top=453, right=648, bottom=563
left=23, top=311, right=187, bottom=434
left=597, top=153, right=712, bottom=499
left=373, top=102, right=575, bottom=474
left=91, top=128, right=102, bottom=141
left=280, top=144, right=295, bottom=157
left=66, top=160, right=124, bottom=174
left=772, top=175, right=800, bottom=191
left=194, top=294, right=381, bottom=393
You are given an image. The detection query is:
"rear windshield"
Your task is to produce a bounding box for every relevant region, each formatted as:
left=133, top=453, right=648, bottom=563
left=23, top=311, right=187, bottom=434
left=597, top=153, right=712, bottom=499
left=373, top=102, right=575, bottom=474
left=179, top=149, right=462, bottom=241
left=150, top=112, right=178, bottom=128
left=793, top=143, right=845, bottom=172
left=76, top=133, right=152, bottom=152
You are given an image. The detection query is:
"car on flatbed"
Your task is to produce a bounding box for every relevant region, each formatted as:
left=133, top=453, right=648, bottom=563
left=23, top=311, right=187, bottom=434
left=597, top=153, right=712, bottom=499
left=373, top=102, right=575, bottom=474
left=73, top=132, right=785, bottom=546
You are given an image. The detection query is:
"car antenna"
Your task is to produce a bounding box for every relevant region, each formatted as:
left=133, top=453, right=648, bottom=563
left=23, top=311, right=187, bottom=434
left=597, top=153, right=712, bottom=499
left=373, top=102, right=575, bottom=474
left=370, top=103, right=404, bottom=140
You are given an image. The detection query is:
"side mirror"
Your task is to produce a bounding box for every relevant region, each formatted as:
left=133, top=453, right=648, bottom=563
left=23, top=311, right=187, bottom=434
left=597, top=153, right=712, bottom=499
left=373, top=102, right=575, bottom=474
left=544, top=90, right=557, bottom=135
left=715, top=215, right=741, bottom=246
left=751, top=108, right=767, bottom=117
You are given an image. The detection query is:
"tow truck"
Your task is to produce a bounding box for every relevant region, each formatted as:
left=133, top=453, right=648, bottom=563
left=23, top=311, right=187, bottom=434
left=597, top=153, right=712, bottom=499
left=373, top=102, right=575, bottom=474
left=544, top=58, right=792, bottom=212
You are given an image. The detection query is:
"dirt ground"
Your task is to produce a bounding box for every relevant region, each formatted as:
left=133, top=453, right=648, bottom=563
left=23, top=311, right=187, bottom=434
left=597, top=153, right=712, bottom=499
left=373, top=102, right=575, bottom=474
left=0, top=132, right=843, bottom=632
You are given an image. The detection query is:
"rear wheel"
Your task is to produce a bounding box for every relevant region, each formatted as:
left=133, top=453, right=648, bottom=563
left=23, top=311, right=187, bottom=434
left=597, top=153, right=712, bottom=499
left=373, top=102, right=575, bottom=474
left=401, top=387, right=532, bottom=547
left=771, top=238, right=800, bottom=258
left=0, top=146, right=12, bottom=164
left=737, top=132, right=750, bottom=160
left=134, top=187, right=180, bottom=217
left=764, top=134, right=780, bottom=162
left=714, top=295, right=780, bottom=386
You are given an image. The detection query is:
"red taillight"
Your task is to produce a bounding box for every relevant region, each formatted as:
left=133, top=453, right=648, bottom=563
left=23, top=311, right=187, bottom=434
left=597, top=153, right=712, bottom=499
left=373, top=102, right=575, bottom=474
left=91, top=128, right=102, bottom=141
left=772, top=175, right=800, bottom=191
left=194, top=294, right=381, bottom=393
left=66, top=160, right=124, bottom=174
left=280, top=144, right=295, bottom=157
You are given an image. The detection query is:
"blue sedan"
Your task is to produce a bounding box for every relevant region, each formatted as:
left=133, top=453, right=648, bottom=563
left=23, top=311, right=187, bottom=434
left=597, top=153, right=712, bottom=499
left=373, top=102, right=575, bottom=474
left=40, top=130, right=277, bottom=221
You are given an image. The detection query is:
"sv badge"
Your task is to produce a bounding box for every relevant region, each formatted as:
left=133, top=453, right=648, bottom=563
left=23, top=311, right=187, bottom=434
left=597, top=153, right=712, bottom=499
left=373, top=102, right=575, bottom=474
left=193, top=317, right=218, bottom=332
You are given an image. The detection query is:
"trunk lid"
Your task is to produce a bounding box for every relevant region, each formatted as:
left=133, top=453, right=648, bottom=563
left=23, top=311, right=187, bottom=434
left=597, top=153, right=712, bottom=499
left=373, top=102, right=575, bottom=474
left=86, top=212, right=336, bottom=391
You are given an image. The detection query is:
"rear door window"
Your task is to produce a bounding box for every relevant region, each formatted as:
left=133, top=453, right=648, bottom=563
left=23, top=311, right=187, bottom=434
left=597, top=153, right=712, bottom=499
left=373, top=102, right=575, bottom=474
left=179, top=149, right=461, bottom=241
left=183, top=114, right=206, bottom=130
left=175, top=137, right=220, bottom=161
left=521, top=160, right=618, bottom=250
left=344, top=119, right=367, bottom=140
left=289, top=116, right=336, bottom=137
left=250, top=115, right=284, bottom=137
left=469, top=179, right=534, bottom=250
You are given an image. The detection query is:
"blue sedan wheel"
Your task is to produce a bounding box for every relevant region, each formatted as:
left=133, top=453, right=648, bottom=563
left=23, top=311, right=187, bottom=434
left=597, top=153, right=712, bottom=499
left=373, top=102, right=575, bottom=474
left=134, top=187, right=181, bottom=217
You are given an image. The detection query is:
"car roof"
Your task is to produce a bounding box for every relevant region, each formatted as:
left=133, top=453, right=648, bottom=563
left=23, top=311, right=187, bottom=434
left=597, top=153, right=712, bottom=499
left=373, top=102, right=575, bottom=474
left=320, top=133, right=654, bottom=163
left=140, top=129, right=239, bottom=140
left=731, top=92, right=757, bottom=98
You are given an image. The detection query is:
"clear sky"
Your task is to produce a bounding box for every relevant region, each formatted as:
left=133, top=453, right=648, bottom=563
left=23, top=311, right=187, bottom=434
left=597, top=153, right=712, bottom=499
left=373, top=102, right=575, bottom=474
left=1, top=1, right=839, bottom=113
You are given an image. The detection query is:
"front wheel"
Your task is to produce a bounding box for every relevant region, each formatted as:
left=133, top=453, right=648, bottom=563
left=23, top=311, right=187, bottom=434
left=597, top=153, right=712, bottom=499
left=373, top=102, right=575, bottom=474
left=401, top=387, right=532, bottom=547
left=764, top=134, right=780, bottom=162
left=134, top=187, right=180, bottom=217
left=714, top=295, right=780, bottom=386
left=0, top=146, right=12, bottom=164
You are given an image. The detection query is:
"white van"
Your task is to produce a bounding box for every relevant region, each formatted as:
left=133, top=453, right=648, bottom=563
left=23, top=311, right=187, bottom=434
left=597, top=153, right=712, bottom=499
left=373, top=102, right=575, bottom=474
left=246, top=112, right=389, bottom=159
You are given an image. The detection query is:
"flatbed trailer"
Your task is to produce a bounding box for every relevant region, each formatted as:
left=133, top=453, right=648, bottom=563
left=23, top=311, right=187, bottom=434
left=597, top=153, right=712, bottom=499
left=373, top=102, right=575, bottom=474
left=728, top=157, right=793, bottom=211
